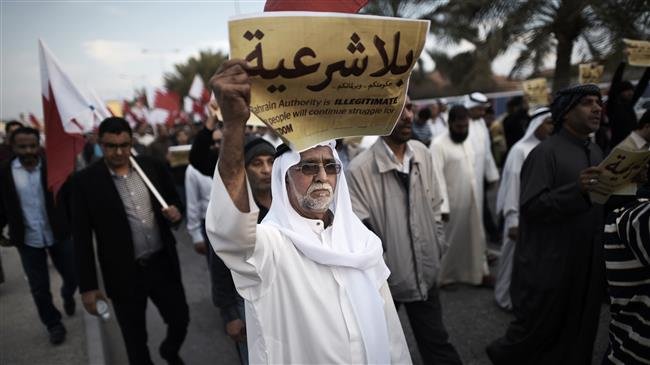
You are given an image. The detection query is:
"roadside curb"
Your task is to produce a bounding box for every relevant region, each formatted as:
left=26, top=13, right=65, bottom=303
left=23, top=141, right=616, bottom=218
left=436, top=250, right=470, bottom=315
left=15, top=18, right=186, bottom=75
left=83, top=311, right=107, bottom=365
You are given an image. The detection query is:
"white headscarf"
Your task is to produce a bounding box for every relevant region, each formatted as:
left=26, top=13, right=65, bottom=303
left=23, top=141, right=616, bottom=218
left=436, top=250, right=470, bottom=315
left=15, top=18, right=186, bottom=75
left=262, top=140, right=391, bottom=364
left=464, top=92, right=489, bottom=109
left=496, top=107, right=551, bottom=215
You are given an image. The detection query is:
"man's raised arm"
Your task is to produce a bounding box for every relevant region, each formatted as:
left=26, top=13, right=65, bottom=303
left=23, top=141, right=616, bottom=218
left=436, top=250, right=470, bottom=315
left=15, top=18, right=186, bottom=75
left=210, top=59, right=252, bottom=212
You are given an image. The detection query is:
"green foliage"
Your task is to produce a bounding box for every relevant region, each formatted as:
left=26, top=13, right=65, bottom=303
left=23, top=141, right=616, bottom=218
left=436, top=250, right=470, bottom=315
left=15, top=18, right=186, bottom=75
left=163, top=50, right=228, bottom=97
left=363, top=0, right=497, bottom=96
left=363, top=0, right=650, bottom=94
left=456, top=0, right=650, bottom=91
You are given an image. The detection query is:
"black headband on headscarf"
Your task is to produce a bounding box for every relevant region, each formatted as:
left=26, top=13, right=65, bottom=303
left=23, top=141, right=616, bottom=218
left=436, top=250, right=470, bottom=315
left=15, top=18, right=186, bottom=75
left=275, top=143, right=291, bottom=158
left=550, top=84, right=601, bottom=127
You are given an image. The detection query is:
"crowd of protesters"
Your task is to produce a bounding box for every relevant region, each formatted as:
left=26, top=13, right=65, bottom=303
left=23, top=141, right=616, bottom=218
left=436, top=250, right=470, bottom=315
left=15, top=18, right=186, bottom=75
left=1, top=59, right=649, bottom=365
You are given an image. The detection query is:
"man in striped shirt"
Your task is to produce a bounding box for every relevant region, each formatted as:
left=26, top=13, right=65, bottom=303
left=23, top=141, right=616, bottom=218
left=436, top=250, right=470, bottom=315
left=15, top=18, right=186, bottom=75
left=603, top=198, right=650, bottom=364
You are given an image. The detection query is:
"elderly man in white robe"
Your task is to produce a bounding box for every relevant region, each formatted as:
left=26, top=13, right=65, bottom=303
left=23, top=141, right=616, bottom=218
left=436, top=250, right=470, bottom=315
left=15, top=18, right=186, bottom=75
left=206, top=59, right=411, bottom=364
left=431, top=104, right=498, bottom=286
left=493, top=107, right=553, bottom=310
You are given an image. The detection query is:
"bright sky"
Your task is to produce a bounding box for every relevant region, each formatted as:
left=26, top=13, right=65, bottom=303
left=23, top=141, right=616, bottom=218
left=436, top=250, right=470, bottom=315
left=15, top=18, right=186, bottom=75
left=0, top=1, right=520, bottom=120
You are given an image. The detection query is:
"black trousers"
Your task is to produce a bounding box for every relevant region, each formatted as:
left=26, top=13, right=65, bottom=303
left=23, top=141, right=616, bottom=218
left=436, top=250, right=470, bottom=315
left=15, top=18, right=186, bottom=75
left=17, top=239, right=77, bottom=329
left=111, top=251, right=189, bottom=365
left=395, top=287, right=462, bottom=365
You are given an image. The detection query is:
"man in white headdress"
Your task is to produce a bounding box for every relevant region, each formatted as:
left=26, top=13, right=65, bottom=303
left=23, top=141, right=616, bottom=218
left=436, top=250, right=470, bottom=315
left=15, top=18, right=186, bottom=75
left=493, top=107, right=553, bottom=310
left=205, top=59, right=411, bottom=364
left=465, top=92, right=500, bottom=246
left=465, top=92, right=500, bottom=186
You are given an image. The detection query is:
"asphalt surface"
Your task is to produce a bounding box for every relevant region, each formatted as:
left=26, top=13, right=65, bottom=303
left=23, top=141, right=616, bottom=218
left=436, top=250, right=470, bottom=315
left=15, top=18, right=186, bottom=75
left=0, top=245, right=88, bottom=365
left=1, top=225, right=610, bottom=365
left=114, top=226, right=610, bottom=365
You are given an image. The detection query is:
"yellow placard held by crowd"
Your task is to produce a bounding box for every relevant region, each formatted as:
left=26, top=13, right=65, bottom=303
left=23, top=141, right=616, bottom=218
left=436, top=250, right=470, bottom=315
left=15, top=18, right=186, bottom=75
left=522, top=78, right=549, bottom=108
left=623, top=39, right=650, bottom=67
left=229, top=12, right=429, bottom=151
left=579, top=63, right=604, bottom=84
left=105, top=100, right=123, bottom=117
left=167, top=145, right=191, bottom=168
left=589, top=146, right=650, bottom=204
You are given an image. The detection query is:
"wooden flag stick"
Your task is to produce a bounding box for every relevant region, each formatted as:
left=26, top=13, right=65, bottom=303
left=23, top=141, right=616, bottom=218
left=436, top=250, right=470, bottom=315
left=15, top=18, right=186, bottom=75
left=129, top=156, right=169, bottom=209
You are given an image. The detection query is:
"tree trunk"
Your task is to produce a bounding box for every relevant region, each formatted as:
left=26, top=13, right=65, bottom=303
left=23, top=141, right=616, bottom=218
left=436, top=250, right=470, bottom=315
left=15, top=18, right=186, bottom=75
left=553, top=33, right=574, bottom=93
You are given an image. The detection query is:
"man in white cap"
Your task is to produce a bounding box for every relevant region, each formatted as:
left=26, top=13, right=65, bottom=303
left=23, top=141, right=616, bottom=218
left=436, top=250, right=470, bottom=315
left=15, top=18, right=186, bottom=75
left=464, top=91, right=500, bottom=207
left=464, top=92, right=499, bottom=276
left=206, top=59, right=411, bottom=364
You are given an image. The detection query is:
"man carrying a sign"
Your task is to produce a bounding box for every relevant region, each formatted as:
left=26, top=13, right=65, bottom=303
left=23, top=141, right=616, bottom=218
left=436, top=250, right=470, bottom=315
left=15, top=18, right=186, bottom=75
left=487, top=84, right=606, bottom=364
left=206, top=60, right=411, bottom=364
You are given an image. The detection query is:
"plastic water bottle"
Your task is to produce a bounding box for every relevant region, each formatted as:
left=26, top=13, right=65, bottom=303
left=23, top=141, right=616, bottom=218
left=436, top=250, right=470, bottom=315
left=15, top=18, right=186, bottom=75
left=96, top=300, right=111, bottom=321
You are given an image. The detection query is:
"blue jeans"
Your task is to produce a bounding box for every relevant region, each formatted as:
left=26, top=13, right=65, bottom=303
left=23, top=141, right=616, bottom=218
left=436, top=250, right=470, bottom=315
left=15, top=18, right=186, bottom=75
left=17, top=238, right=78, bottom=329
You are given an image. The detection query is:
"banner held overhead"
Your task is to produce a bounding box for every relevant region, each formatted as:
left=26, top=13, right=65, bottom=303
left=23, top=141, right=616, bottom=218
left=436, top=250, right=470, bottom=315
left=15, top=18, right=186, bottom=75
left=228, top=12, right=429, bottom=151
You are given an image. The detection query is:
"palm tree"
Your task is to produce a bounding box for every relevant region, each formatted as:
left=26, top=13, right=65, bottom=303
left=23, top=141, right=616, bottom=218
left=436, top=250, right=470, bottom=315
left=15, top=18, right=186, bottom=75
left=362, top=0, right=498, bottom=95
left=163, top=50, right=228, bottom=97
left=454, top=0, right=650, bottom=91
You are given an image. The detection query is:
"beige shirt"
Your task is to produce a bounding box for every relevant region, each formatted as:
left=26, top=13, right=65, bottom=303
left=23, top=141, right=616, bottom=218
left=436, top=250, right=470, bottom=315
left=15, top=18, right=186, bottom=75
left=347, top=139, right=448, bottom=302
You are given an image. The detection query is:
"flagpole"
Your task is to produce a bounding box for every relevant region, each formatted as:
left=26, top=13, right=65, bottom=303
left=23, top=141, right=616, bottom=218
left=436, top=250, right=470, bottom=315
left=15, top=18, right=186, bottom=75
left=129, top=152, right=169, bottom=209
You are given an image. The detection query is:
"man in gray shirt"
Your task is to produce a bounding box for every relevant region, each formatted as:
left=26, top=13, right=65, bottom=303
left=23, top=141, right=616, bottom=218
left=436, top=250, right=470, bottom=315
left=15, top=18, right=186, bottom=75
left=72, top=117, right=188, bottom=365
left=347, top=98, right=461, bottom=364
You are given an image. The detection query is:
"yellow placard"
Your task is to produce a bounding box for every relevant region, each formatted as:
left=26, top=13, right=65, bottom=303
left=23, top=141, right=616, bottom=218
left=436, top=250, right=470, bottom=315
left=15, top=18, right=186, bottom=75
left=522, top=78, right=549, bottom=108
left=215, top=106, right=265, bottom=127
left=229, top=12, right=429, bottom=151
left=579, top=63, right=604, bottom=84
left=105, top=100, right=123, bottom=117
left=623, top=39, right=650, bottom=67
left=167, top=145, right=191, bottom=168
left=589, top=146, right=650, bottom=204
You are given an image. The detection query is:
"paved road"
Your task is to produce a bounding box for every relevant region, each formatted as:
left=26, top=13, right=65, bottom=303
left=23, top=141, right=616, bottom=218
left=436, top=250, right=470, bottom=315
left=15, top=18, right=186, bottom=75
left=0, top=246, right=87, bottom=365
left=1, top=225, right=610, bottom=365
left=106, top=226, right=610, bottom=365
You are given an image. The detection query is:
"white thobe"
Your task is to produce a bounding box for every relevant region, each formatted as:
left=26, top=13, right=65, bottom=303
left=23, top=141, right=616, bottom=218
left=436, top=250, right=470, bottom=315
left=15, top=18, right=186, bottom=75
left=429, top=116, right=448, bottom=141
left=493, top=135, right=540, bottom=309
left=206, top=172, right=411, bottom=364
left=184, top=164, right=213, bottom=243
left=468, top=118, right=499, bottom=210
left=431, top=134, right=490, bottom=285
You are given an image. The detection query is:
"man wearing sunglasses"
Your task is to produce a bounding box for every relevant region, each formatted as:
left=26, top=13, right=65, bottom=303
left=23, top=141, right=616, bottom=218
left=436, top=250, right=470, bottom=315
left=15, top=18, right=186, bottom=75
left=71, top=117, right=189, bottom=365
left=205, top=59, right=411, bottom=364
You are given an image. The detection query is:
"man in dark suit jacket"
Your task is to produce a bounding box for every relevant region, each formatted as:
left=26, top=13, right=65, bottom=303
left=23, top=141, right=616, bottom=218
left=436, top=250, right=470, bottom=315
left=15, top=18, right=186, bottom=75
left=0, top=126, right=77, bottom=345
left=72, top=117, right=189, bottom=365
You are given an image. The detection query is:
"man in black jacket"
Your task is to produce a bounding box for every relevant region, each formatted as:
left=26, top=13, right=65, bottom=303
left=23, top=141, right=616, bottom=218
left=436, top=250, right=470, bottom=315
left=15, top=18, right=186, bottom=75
left=72, top=117, right=189, bottom=365
left=0, top=127, right=77, bottom=345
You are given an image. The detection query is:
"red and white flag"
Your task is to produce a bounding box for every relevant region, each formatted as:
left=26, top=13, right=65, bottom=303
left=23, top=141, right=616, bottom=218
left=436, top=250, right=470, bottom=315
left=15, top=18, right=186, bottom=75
left=188, top=74, right=209, bottom=101
left=152, top=89, right=181, bottom=125
left=28, top=113, right=42, bottom=130
left=38, top=39, right=102, bottom=196
left=88, top=88, right=113, bottom=121
left=264, top=0, right=368, bottom=12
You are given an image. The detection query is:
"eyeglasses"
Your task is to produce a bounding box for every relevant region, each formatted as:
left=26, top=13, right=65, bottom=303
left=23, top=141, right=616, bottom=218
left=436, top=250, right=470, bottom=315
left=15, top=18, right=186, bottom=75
left=292, top=162, right=341, bottom=176
left=103, top=142, right=131, bottom=151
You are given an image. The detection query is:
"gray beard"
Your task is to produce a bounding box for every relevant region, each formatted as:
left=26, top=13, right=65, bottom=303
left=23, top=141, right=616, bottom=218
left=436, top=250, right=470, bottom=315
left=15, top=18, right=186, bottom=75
left=289, top=179, right=334, bottom=213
